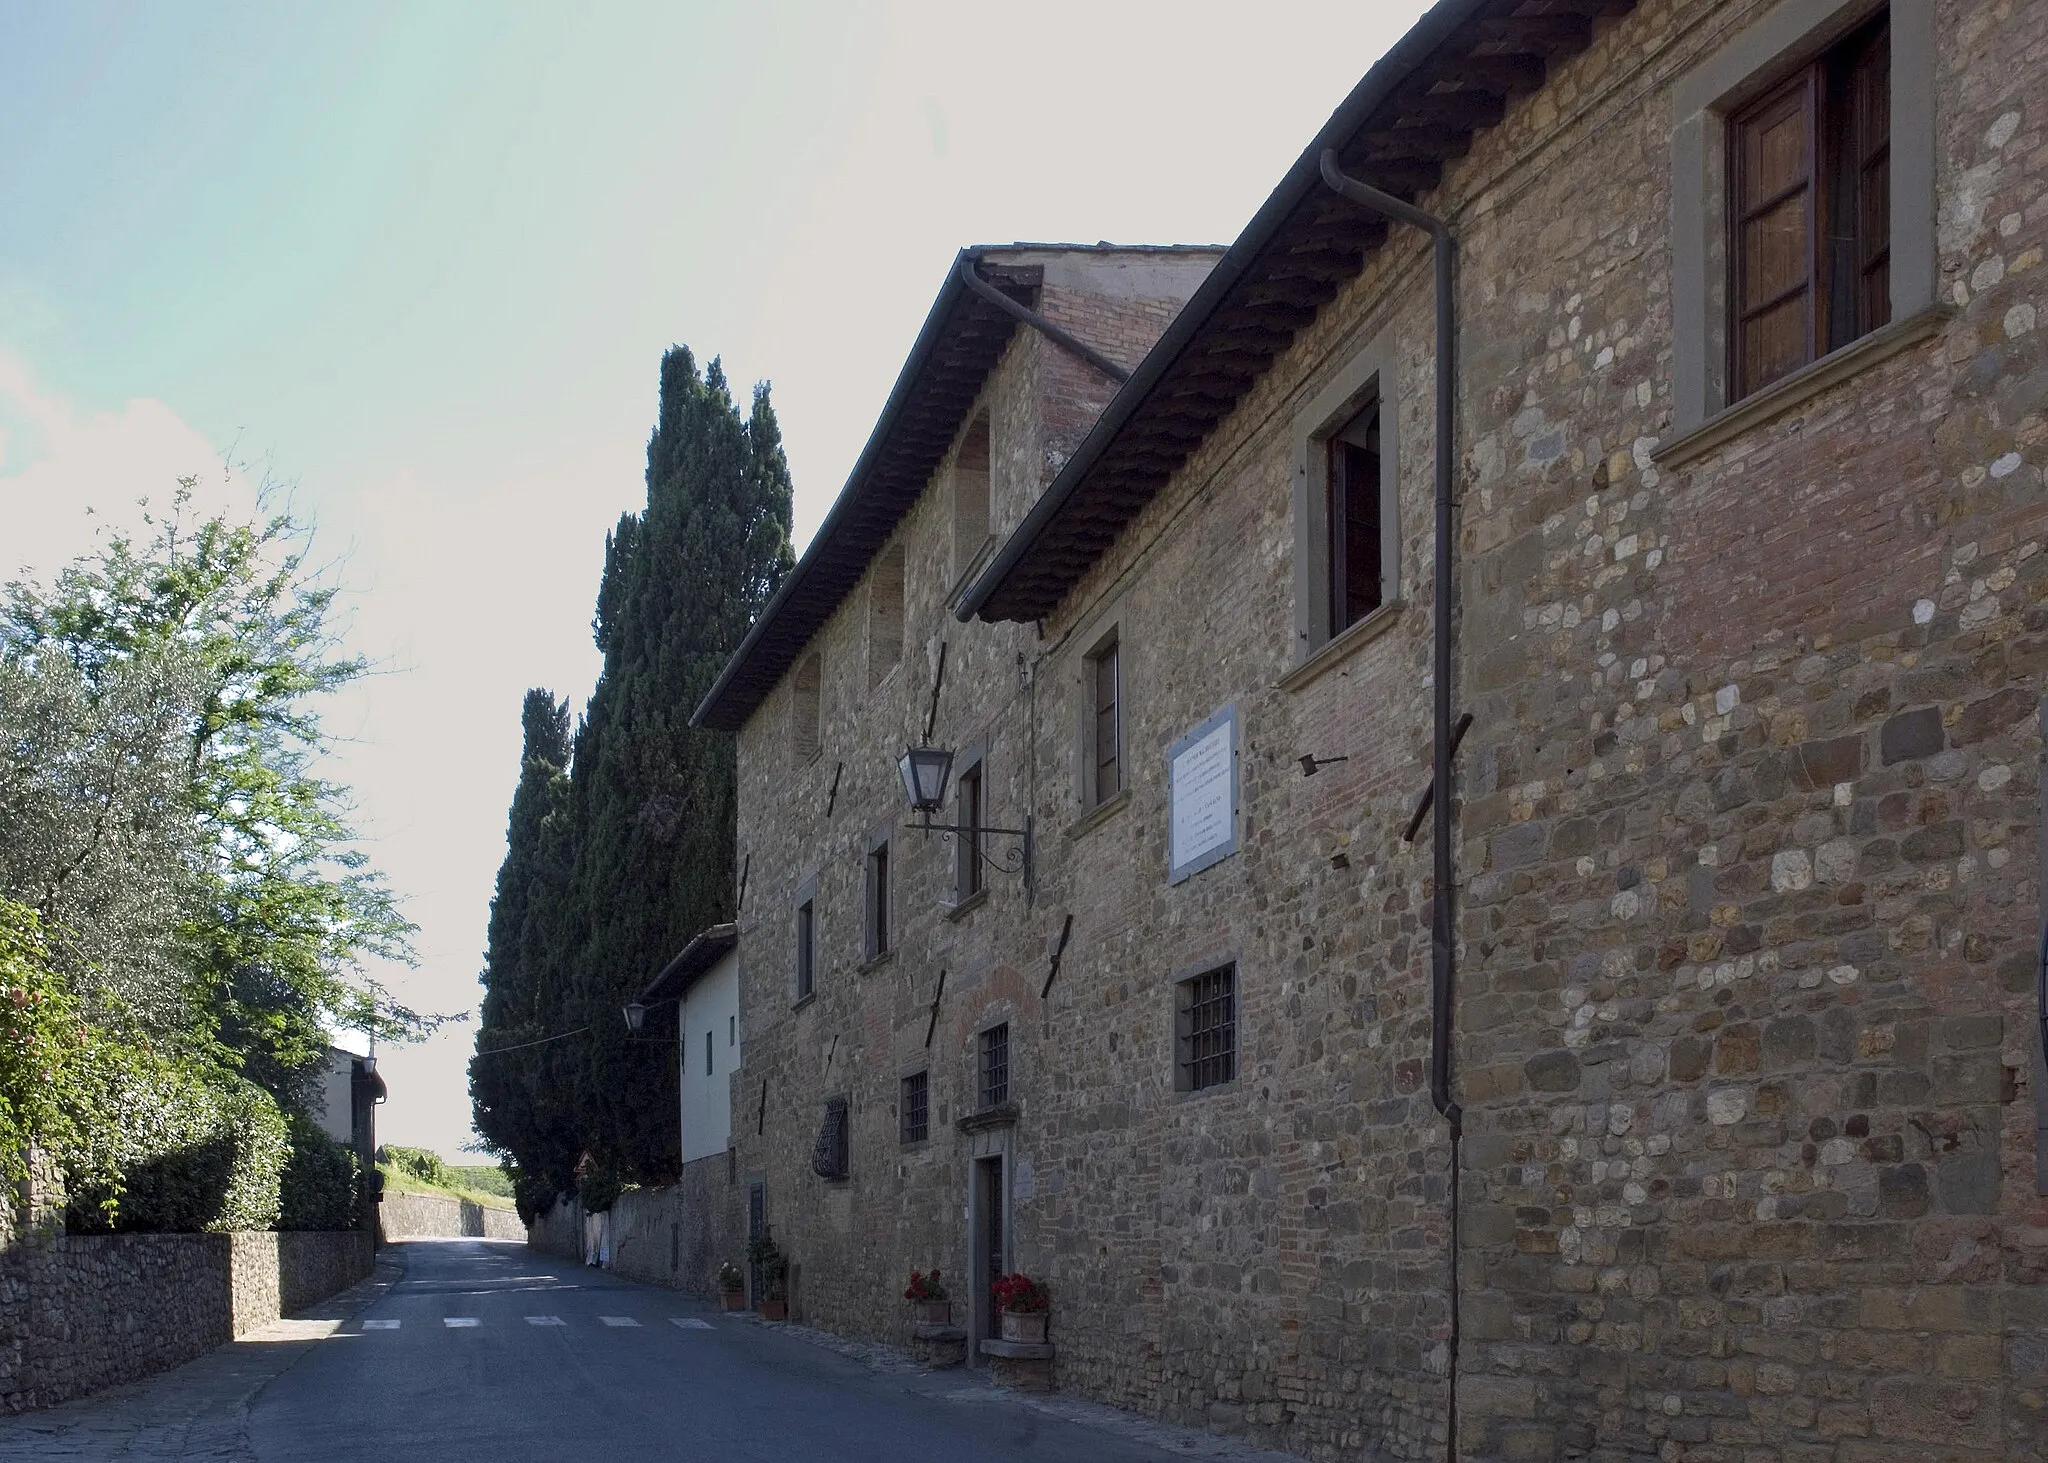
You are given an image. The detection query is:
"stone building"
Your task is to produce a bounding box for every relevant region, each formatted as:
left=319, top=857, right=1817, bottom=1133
left=691, top=1, right=2047, bottom=1458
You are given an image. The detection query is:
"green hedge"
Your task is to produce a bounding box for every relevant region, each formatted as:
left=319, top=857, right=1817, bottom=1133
left=65, top=1046, right=288, bottom=1234
left=377, top=1143, right=449, bottom=1188
left=277, top=1115, right=362, bottom=1231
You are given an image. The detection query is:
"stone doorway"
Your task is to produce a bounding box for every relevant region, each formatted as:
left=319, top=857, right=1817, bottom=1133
left=968, top=1152, right=1007, bottom=1355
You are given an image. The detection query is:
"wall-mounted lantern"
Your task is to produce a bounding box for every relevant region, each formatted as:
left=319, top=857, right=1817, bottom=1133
left=895, top=745, right=1033, bottom=900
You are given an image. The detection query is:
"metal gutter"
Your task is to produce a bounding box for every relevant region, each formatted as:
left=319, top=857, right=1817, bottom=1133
left=956, top=259, right=1131, bottom=384
left=692, top=247, right=1013, bottom=730
left=956, top=0, right=1490, bottom=624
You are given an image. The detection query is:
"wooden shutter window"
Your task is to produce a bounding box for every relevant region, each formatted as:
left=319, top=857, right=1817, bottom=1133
left=1092, top=640, right=1121, bottom=805
left=1326, top=405, right=1382, bottom=636
left=1729, top=13, right=1891, bottom=402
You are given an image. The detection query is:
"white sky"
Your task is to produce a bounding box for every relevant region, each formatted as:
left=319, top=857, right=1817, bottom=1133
left=1, top=0, right=1432, bottom=1160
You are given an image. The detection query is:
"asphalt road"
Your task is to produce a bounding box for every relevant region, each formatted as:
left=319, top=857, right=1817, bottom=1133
left=223, top=1239, right=1277, bottom=1463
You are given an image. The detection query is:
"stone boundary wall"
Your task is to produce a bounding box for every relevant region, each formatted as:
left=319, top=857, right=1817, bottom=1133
left=603, top=1158, right=748, bottom=1297
left=526, top=1194, right=582, bottom=1261
left=376, top=1192, right=523, bottom=1242
left=0, top=1228, right=373, bottom=1413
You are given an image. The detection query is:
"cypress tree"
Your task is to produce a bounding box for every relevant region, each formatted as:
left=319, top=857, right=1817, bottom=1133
left=473, top=348, right=793, bottom=1198
left=471, top=690, right=579, bottom=1200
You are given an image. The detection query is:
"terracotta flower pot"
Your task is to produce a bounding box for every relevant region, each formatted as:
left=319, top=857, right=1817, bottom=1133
left=1000, top=1311, right=1047, bottom=1344
left=914, top=1300, right=952, bottom=1325
left=757, top=1298, right=788, bottom=1321
left=719, top=1289, right=745, bottom=1311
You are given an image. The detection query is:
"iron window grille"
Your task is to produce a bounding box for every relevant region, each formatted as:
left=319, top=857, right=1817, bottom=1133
left=812, top=1095, right=850, bottom=1181
left=900, top=1071, right=930, bottom=1144
left=1177, top=964, right=1238, bottom=1092
left=978, top=1023, right=1009, bottom=1109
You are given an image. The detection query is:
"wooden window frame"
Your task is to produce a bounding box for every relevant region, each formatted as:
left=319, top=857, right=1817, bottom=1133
left=955, top=757, right=985, bottom=902
left=1084, top=631, right=1122, bottom=810
left=864, top=839, right=891, bottom=961
left=1324, top=401, right=1384, bottom=637
left=794, top=894, right=816, bottom=1003
left=1727, top=12, right=1891, bottom=402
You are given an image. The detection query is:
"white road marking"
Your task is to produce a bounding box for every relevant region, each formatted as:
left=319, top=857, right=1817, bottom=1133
left=361, top=1319, right=400, bottom=1331
left=526, top=1315, right=566, bottom=1326
left=443, top=1317, right=481, bottom=1328
left=670, top=1318, right=713, bottom=1330
left=599, top=1316, right=640, bottom=1327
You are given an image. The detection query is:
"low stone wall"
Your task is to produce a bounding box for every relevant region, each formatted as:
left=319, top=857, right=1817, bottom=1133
left=606, top=1156, right=747, bottom=1297
left=526, top=1194, right=582, bottom=1261
left=377, top=1192, right=523, bottom=1242
left=0, top=1228, right=373, bottom=1413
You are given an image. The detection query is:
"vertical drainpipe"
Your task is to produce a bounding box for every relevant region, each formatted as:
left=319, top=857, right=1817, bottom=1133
left=1318, top=149, right=1464, bottom=1463
left=2036, top=702, right=2048, bottom=1195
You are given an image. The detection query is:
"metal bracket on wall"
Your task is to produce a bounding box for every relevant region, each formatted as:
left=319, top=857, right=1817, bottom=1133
left=1040, top=913, right=1074, bottom=1000
left=1401, top=712, right=1474, bottom=843
left=736, top=852, right=750, bottom=915
left=825, top=761, right=843, bottom=818
left=924, top=968, right=946, bottom=1048
left=924, top=641, right=948, bottom=743
left=757, top=1079, right=767, bottom=1136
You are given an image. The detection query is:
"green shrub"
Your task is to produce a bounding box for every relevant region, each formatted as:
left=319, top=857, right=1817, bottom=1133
left=376, top=1143, right=449, bottom=1188
left=65, top=1046, right=287, bottom=1233
left=0, top=901, right=89, bottom=1185
left=445, top=1163, right=514, bottom=1199
left=277, top=1114, right=361, bottom=1231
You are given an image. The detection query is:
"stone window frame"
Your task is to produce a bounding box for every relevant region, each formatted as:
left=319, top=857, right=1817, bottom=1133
left=862, top=822, right=893, bottom=966
left=1081, top=624, right=1124, bottom=811
left=899, top=1067, right=931, bottom=1146
left=1289, top=322, right=1403, bottom=677
left=949, top=410, right=995, bottom=602
left=976, top=1019, right=1011, bottom=1111
left=1171, top=953, right=1242, bottom=1097
left=792, top=875, right=819, bottom=1007
left=1666, top=0, right=1939, bottom=460
left=868, top=541, right=906, bottom=693
left=945, top=736, right=990, bottom=916
left=791, top=651, right=824, bottom=765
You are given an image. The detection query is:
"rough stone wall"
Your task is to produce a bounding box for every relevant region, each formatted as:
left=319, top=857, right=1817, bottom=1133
left=729, top=6, right=2048, bottom=1457
left=0, top=1228, right=372, bottom=1413
left=526, top=1194, right=583, bottom=1262
left=601, top=1156, right=748, bottom=1297
left=377, top=1192, right=523, bottom=1242
left=729, top=254, right=1214, bottom=1355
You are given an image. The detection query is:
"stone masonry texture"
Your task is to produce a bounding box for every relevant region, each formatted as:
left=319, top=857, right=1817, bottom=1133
left=709, top=8, right=2048, bottom=1460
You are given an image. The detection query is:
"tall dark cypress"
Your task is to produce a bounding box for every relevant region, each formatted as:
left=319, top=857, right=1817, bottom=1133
left=471, top=691, right=578, bottom=1205
left=474, top=348, right=793, bottom=1199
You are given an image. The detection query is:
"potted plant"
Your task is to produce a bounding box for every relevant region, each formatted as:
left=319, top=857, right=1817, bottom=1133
left=992, top=1272, right=1049, bottom=1344
left=903, top=1268, right=951, bottom=1325
left=747, top=1232, right=789, bottom=1321
left=715, top=1261, right=746, bottom=1311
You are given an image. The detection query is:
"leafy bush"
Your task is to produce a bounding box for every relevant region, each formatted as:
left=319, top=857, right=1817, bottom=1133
left=277, top=1114, right=361, bottom=1231
left=377, top=1144, right=449, bottom=1188
left=0, top=900, right=91, bottom=1186
left=445, top=1163, right=514, bottom=1199
left=65, top=1046, right=287, bottom=1234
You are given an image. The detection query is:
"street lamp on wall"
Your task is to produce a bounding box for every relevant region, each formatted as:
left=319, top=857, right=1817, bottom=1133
left=895, top=745, right=1033, bottom=901
left=622, top=1002, right=649, bottom=1034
